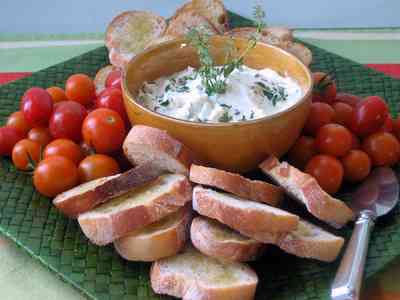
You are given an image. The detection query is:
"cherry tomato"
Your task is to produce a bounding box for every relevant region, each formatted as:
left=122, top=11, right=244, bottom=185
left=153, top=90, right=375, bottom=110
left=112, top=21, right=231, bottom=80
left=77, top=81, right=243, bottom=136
left=78, top=154, right=120, bottom=183
left=20, top=87, right=53, bottom=127
left=363, top=132, right=400, bottom=167
left=342, top=150, right=371, bottom=182
left=350, top=96, right=389, bottom=137
left=303, top=102, right=335, bottom=136
left=12, top=139, right=41, bottom=170
left=288, top=136, right=316, bottom=169
left=33, top=156, right=78, bottom=197
left=46, top=86, right=67, bottom=103
left=305, top=155, right=343, bottom=194
left=350, top=132, right=360, bottom=150
left=65, top=74, right=96, bottom=106
left=312, top=72, right=337, bottom=104
left=335, top=93, right=361, bottom=107
left=315, top=124, right=352, bottom=157
left=80, top=141, right=95, bottom=156
left=6, top=111, right=31, bottom=136
left=105, top=70, right=122, bottom=90
left=0, top=126, right=24, bottom=156
left=381, top=115, right=394, bottom=132
left=82, top=108, right=126, bottom=154
left=49, top=101, right=87, bottom=142
left=28, top=127, right=52, bottom=147
left=96, top=88, right=129, bottom=126
left=332, top=102, right=353, bottom=127
left=394, top=116, right=400, bottom=140
left=44, top=139, right=84, bottom=165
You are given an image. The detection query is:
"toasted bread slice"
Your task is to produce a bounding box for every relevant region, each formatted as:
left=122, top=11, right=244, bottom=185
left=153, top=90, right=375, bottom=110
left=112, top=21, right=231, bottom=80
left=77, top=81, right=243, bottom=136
left=284, top=42, right=313, bottom=66
left=123, top=125, right=194, bottom=175
left=259, top=156, right=354, bottom=228
left=165, top=10, right=219, bottom=37
left=193, top=186, right=299, bottom=238
left=114, top=205, right=192, bottom=261
left=145, top=34, right=176, bottom=50
left=190, top=164, right=283, bottom=206
left=264, top=26, right=293, bottom=42
left=53, top=164, right=165, bottom=218
left=226, top=27, right=285, bottom=47
left=78, top=174, right=192, bottom=245
left=105, top=11, right=167, bottom=68
left=150, top=245, right=258, bottom=300
left=94, top=65, right=117, bottom=94
left=191, top=216, right=265, bottom=262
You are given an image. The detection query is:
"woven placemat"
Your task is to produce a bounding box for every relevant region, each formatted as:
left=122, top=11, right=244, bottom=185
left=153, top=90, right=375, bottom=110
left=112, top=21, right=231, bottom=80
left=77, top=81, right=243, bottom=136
left=1, top=12, right=400, bottom=300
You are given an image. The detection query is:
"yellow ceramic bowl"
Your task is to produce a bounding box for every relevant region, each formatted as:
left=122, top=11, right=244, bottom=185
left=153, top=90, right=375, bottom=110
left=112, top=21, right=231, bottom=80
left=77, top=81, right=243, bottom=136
left=123, top=36, right=312, bottom=173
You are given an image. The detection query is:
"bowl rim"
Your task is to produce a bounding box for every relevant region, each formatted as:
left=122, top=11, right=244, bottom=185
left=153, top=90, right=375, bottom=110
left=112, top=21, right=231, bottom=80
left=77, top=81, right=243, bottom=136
left=122, top=36, right=313, bottom=128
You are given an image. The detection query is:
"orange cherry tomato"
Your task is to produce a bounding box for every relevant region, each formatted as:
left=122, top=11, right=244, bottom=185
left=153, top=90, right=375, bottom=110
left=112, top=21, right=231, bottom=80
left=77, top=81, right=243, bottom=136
left=288, top=136, right=316, bottom=169
left=304, top=102, right=335, bottom=136
left=315, top=124, right=352, bottom=157
left=33, top=156, right=78, bottom=197
left=6, top=111, right=31, bottom=136
left=28, top=127, right=52, bottom=147
left=305, top=154, right=343, bottom=194
left=65, top=74, right=96, bottom=106
left=312, top=72, right=337, bottom=104
left=80, top=141, right=95, bottom=156
left=78, top=154, right=120, bottom=183
left=362, top=132, right=400, bottom=167
left=44, top=139, right=84, bottom=165
left=82, top=108, right=126, bottom=154
left=342, top=150, right=371, bottom=182
left=0, top=126, right=24, bottom=156
left=12, top=139, right=41, bottom=170
left=332, top=102, right=353, bottom=127
left=46, top=86, right=67, bottom=103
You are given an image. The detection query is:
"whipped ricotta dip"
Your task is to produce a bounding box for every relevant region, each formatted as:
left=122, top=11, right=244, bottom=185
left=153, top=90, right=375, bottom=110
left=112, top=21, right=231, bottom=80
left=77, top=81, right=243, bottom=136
left=137, top=65, right=303, bottom=123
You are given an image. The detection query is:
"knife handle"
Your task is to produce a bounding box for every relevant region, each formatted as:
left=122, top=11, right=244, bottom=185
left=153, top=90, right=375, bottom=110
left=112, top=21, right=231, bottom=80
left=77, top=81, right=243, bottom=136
left=331, top=210, right=376, bottom=300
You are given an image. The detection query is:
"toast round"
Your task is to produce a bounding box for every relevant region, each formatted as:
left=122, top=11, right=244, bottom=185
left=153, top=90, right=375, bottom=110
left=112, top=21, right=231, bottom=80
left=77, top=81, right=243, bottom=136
left=190, top=164, right=283, bottom=206
left=123, top=125, right=194, bottom=175
left=191, top=216, right=265, bottom=262
left=105, top=11, right=167, bottom=68
left=114, top=205, right=192, bottom=261
left=165, top=10, right=219, bottom=37
left=94, top=65, right=117, bottom=94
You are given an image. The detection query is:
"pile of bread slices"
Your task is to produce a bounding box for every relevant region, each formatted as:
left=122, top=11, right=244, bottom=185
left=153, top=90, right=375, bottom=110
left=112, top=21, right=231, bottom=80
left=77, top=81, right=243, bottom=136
left=53, top=124, right=354, bottom=300
left=105, top=0, right=313, bottom=70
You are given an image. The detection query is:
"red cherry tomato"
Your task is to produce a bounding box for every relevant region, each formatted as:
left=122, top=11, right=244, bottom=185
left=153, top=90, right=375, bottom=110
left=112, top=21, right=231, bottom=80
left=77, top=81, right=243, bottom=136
left=33, top=156, right=78, bottom=197
left=0, top=126, right=25, bottom=156
left=12, top=139, right=41, bottom=170
left=20, top=87, right=53, bottom=127
left=312, top=72, right=337, bottom=104
left=394, top=116, right=400, bottom=140
left=78, top=154, right=120, bottom=183
left=304, top=102, right=335, bottom=136
left=315, top=124, right=352, bottom=157
left=288, top=136, right=316, bottom=169
left=342, top=150, right=371, bottom=182
left=335, top=93, right=361, bottom=107
left=28, top=127, right=52, bottom=147
left=381, top=115, right=394, bottom=132
left=363, top=132, right=400, bottom=167
left=82, top=108, right=126, bottom=154
left=105, top=70, right=122, bottom=90
left=350, top=132, right=361, bottom=150
left=49, top=101, right=87, bottom=142
left=305, top=155, right=343, bottom=194
left=46, top=86, right=67, bottom=103
left=6, top=111, right=31, bottom=136
left=96, top=88, right=129, bottom=126
left=350, top=96, right=389, bottom=137
left=65, top=74, right=96, bottom=106
left=44, top=139, right=84, bottom=165
left=332, top=102, right=353, bottom=127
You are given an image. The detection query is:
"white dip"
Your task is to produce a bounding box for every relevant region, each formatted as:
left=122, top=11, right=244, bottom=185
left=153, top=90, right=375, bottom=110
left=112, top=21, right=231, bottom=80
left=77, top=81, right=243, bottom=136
left=137, top=65, right=303, bottom=123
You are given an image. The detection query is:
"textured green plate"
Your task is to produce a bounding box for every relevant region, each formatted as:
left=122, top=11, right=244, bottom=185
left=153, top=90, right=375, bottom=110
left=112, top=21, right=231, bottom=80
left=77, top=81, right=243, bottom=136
left=1, top=12, right=400, bottom=300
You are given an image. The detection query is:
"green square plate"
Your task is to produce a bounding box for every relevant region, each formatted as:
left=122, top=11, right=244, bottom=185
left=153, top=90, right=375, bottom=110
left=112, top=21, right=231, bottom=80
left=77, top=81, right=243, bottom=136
left=1, top=12, right=400, bottom=300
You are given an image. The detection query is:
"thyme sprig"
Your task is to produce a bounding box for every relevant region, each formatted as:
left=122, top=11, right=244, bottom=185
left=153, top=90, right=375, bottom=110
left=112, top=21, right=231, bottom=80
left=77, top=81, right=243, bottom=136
left=255, top=81, right=288, bottom=105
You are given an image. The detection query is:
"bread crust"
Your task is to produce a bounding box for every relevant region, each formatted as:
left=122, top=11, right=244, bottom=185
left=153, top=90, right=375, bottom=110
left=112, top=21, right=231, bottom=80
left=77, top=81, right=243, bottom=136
left=191, top=216, right=265, bottom=262
left=94, top=65, right=117, bottom=94
left=78, top=175, right=192, bottom=245
left=190, top=164, right=283, bottom=206
left=165, top=10, right=219, bottom=37
left=53, top=163, right=165, bottom=218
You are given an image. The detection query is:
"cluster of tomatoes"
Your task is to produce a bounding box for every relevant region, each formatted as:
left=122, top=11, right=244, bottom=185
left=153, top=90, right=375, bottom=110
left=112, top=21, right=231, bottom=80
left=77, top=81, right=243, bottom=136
left=288, top=72, right=400, bottom=195
left=0, top=69, right=131, bottom=198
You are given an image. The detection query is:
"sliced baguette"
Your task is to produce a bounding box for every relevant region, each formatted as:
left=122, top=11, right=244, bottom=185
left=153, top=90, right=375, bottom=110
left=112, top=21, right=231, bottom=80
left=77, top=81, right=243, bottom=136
left=105, top=11, right=167, bottom=69
left=192, top=186, right=299, bottom=238
left=78, top=174, right=192, bottom=245
left=123, top=125, right=194, bottom=175
left=259, top=156, right=354, bottom=228
left=264, top=26, right=293, bottom=42
left=190, top=164, right=283, bottom=206
left=94, top=65, right=117, bottom=94
left=150, top=245, right=258, bottom=300
left=226, top=27, right=286, bottom=47
left=53, top=163, right=165, bottom=218
left=191, top=216, right=265, bottom=262
left=165, top=10, right=219, bottom=37
left=114, top=205, right=192, bottom=261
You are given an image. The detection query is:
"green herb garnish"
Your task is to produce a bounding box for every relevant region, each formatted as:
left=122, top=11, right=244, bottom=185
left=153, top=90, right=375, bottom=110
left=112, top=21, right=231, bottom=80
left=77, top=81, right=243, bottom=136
left=159, top=99, right=170, bottom=106
left=255, top=81, right=288, bottom=106
left=219, top=111, right=233, bottom=122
